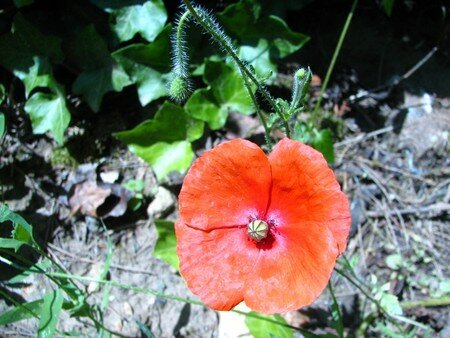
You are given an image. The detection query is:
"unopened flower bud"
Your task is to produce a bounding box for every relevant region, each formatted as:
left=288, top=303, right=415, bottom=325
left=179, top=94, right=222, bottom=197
left=295, top=68, right=307, bottom=80
left=169, top=76, right=190, bottom=102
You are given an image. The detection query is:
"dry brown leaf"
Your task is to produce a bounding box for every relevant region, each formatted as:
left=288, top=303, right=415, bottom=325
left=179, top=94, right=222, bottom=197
left=69, top=181, right=111, bottom=217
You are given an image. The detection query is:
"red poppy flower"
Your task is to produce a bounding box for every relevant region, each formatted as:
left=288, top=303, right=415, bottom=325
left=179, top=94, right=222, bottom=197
left=176, top=138, right=350, bottom=314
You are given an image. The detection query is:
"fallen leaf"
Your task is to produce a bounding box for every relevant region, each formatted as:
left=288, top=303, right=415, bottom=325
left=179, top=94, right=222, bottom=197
left=69, top=181, right=111, bottom=217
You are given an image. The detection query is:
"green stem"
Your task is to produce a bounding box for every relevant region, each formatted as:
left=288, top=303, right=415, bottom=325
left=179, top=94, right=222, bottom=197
left=242, top=73, right=272, bottom=150
left=0, top=253, right=318, bottom=335
left=328, top=281, right=344, bottom=338
left=181, top=0, right=291, bottom=138
left=0, top=250, right=108, bottom=333
left=334, top=267, right=391, bottom=320
left=402, top=296, right=450, bottom=309
left=334, top=265, right=404, bottom=332
left=0, top=256, right=126, bottom=337
left=311, top=0, right=359, bottom=123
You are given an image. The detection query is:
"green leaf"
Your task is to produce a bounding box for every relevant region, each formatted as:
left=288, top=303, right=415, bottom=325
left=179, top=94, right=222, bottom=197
left=0, top=83, right=5, bottom=103
left=380, top=293, right=403, bottom=316
left=13, top=0, right=34, bottom=8
left=218, top=1, right=309, bottom=79
left=0, top=15, right=64, bottom=100
left=245, top=312, right=294, bottom=338
left=66, top=25, right=131, bottom=111
left=131, top=141, right=194, bottom=180
left=0, top=204, right=35, bottom=244
left=64, top=25, right=110, bottom=70
left=14, top=57, right=60, bottom=98
left=0, top=298, right=43, bottom=325
left=292, top=121, right=313, bottom=144
left=153, top=220, right=179, bottom=270
left=7, top=258, right=52, bottom=284
left=115, top=102, right=196, bottom=145
left=114, top=102, right=203, bottom=179
left=122, top=179, right=144, bottom=192
left=385, top=254, right=403, bottom=270
left=92, top=0, right=167, bottom=42
left=204, top=61, right=254, bottom=115
left=24, top=92, right=71, bottom=145
left=220, top=3, right=309, bottom=57
left=184, top=89, right=226, bottom=130
left=38, top=289, right=64, bottom=338
left=381, top=0, right=395, bottom=16
left=312, top=129, right=335, bottom=164
left=238, top=39, right=277, bottom=81
left=0, top=13, right=62, bottom=74
left=185, top=61, right=254, bottom=130
left=0, top=113, right=5, bottom=139
left=0, top=238, right=28, bottom=251
left=73, top=64, right=131, bottom=111
left=114, top=0, right=167, bottom=42
left=112, top=25, right=171, bottom=106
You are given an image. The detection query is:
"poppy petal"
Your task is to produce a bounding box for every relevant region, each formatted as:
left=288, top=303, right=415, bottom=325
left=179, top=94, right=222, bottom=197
left=267, top=138, right=351, bottom=252
left=176, top=220, right=257, bottom=310
left=244, top=223, right=339, bottom=313
left=179, top=139, right=271, bottom=230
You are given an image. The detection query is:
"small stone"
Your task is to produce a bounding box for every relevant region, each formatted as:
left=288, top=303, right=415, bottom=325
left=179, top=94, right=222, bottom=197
left=100, top=170, right=120, bottom=184
left=147, top=187, right=176, bottom=218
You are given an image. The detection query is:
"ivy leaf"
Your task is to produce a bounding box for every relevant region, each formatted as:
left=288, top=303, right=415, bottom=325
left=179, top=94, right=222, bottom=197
left=218, top=1, right=309, bottom=79
left=24, top=93, right=71, bottom=145
left=66, top=25, right=131, bottom=111
left=0, top=14, right=63, bottom=99
left=381, top=0, right=395, bottom=16
left=12, top=57, right=70, bottom=142
left=205, top=61, right=254, bottom=114
left=114, top=102, right=203, bottom=180
left=184, top=89, right=226, bottom=130
left=0, top=13, right=62, bottom=74
left=112, top=25, right=171, bottom=106
left=245, top=312, right=294, bottom=338
left=220, top=2, right=309, bottom=57
left=131, top=141, right=194, bottom=181
left=13, top=0, right=34, bottom=8
left=64, top=24, right=111, bottom=70
left=0, top=15, right=70, bottom=142
left=185, top=61, right=254, bottom=130
left=14, top=57, right=59, bottom=98
left=238, top=39, right=277, bottom=81
left=312, top=129, right=335, bottom=164
left=91, top=0, right=167, bottom=42
left=73, top=64, right=131, bottom=112
left=153, top=220, right=179, bottom=270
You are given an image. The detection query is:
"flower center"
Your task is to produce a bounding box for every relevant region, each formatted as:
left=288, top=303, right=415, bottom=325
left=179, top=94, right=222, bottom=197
left=247, top=219, right=269, bottom=242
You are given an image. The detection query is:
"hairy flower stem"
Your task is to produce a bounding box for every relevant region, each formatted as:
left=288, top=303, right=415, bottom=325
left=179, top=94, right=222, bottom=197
left=181, top=0, right=291, bottom=139
left=173, top=10, right=191, bottom=78
left=242, top=73, right=272, bottom=150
